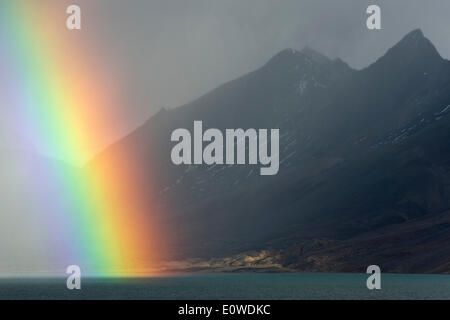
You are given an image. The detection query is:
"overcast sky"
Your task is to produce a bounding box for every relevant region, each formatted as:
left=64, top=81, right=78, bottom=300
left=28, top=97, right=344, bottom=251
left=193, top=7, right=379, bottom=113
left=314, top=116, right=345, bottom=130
left=2, top=0, right=450, bottom=153
left=79, top=0, right=450, bottom=131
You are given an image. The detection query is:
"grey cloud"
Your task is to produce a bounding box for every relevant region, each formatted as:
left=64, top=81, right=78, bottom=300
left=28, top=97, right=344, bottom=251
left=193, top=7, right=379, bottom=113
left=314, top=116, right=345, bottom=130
left=83, top=0, right=450, bottom=129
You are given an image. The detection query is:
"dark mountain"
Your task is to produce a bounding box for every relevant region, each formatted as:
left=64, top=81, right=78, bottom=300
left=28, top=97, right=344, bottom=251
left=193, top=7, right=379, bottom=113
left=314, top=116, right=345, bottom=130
left=88, top=30, right=450, bottom=273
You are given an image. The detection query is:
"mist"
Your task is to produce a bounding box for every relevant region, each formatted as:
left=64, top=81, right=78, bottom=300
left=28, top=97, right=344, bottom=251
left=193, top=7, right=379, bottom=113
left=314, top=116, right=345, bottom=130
left=83, top=0, right=450, bottom=129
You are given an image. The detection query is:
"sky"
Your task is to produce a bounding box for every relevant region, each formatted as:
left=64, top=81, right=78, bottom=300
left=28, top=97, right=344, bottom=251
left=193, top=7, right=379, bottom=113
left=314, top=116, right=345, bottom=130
left=80, top=0, right=450, bottom=131
left=2, top=0, right=450, bottom=159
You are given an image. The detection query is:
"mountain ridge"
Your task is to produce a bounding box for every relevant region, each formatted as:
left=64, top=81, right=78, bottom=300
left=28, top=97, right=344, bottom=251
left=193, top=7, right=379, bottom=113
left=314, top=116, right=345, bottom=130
left=88, top=29, right=450, bottom=273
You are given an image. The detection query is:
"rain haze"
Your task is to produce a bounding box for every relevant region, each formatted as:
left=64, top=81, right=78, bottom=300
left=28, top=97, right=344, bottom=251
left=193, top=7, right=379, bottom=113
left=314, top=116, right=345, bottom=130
left=2, top=0, right=450, bottom=157
left=84, top=0, right=450, bottom=128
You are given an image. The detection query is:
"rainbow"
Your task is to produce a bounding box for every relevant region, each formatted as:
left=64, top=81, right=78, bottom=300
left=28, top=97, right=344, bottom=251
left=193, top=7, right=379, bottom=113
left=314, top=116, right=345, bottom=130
left=0, top=1, right=164, bottom=276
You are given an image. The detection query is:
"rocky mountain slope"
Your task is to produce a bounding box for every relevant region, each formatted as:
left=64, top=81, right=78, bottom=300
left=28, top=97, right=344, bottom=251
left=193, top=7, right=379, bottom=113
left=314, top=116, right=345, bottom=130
left=89, top=29, right=450, bottom=273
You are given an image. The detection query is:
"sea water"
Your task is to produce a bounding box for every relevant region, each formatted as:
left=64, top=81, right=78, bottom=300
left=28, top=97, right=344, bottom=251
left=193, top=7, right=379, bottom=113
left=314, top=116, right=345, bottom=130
left=0, top=273, right=448, bottom=300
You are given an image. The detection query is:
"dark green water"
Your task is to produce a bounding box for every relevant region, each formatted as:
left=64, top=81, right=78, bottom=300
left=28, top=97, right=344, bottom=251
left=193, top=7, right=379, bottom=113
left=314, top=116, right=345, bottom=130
left=0, top=273, right=449, bottom=300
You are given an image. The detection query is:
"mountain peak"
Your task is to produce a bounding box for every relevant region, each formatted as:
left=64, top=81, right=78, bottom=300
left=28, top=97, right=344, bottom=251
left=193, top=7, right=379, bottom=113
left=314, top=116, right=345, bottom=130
left=266, top=47, right=333, bottom=69
left=404, top=28, right=424, bottom=39
left=367, top=29, right=443, bottom=73
left=301, top=46, right=331, bottom=65
left=263, top=48, right=305, bottom=70
left=388, top=29, right=441, bottom=61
